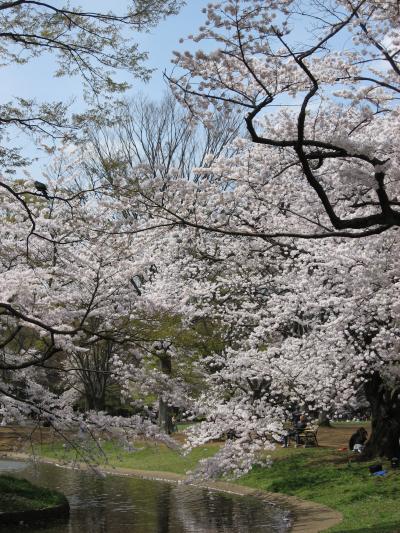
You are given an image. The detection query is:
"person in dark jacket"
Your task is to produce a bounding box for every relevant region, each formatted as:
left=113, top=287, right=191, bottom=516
left=282, top=415, right=307, bottom=447
left=349, top=427, right=368, bottom=452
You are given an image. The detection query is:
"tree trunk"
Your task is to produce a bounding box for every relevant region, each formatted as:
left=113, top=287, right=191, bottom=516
left=158, top=396, right=174, bottom=435
left=318, top=410, right=331, bottom=427
left=158, top=352, right=174, bottom=434
left=86, top=389, right=106, bottom=411
left=363, top=373, right=400, bottom=459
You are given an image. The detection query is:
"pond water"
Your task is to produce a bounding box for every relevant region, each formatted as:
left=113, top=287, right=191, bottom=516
left=0, top=460, right=290, bottom=532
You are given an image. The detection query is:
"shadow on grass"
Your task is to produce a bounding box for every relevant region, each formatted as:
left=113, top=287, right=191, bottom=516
left=246, top=451, right=382, bottom=506
left=266, top=452, right=354, bottom=494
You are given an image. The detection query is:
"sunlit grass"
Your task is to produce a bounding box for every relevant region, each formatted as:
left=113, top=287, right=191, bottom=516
left=36, top=438, right=219, bottom=475
left=239, top=447, right=400, bottom=532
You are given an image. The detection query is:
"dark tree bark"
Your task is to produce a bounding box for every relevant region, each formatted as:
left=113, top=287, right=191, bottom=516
left=76, top=339, right=113, bottom=413
left=85, top=385, right=106, bottom=412
left=363, top=373, right=400, bottom=459
left=158, top=351, right=174, bottom=434
left=318, top=410, right=331, bottom=427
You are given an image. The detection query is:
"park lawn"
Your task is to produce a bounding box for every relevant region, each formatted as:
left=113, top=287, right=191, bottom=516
left=37, top=439, right=220, bottom=475
left=238, top=447, right=400, bottom=533
left=0, top=475, right=67, bottom=513
left=36, top=439, right=400, bottom=532
left=330, top=420, right=370, bottom=428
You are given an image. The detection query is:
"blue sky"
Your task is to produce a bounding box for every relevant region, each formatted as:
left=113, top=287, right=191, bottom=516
left=1, top=1, right=209, bottom=176
left=1, top=2, right=208, bottom=107
left=133, top=1, right=210, bottom=98
left=3, top=1, right=352, bottom=177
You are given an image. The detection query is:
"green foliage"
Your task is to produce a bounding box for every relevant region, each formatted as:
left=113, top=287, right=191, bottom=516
left=0, top=1, right=184, bottom=176
left=130, top=310, right=226, bottom=399
left=0, top=1, right=183, bottom=93
left=0, top=475, right=67, bottom=513
left=104, top=384, right=137, bottom=416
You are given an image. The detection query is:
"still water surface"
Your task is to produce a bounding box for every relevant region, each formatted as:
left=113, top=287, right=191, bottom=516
left=0, top=459, right=290, bottom=532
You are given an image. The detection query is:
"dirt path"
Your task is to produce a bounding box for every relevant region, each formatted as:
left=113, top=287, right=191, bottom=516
left=315, top=422, right=371, bottom=449
left=0, top=421, right=371, bottom=452
left=0, top=425, right=54, bottom=453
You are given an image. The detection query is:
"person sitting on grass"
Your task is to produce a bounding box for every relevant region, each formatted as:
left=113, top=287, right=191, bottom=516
left=282, top=414, right=308, bottom=448
left=349, top=427, right=368, bottom=453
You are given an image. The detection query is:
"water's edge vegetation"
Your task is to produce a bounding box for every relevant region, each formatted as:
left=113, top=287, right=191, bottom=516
left=0, top=475, right=69, bottom=524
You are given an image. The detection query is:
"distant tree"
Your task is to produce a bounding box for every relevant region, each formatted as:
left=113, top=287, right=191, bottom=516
left=71, top=339, right=113, bottom=412
left=82, top=91, right=242, bottom=186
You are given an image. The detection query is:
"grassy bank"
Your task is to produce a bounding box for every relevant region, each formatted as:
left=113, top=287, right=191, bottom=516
left=238, top=448, right=400, bottom=533
left=0, top=475, right=67, bottom=513
left=37, top=439, right=220, bottom=474
left=36, top=437, right=400, bottom=533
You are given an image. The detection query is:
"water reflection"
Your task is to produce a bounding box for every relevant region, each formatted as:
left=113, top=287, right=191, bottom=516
left=0, top=460, right=290, bottom=532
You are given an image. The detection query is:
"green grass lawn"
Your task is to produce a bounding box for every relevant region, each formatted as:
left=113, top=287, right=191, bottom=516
left=0, top=475, right=68, bottom=513
left=238, top=447, right=400, bottom=532
left=37, top=438, right=220, bottom=475
left=330, top=420, right=370, bottom=427
left=36, top=439, right=400, bottom=532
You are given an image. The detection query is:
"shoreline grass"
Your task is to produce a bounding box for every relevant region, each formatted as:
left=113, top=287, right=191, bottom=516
left=0, top=475, right=68, bottom=514
left=238, top=447, right=400, bottom=532
left=37, top=439, right=219, bottom=474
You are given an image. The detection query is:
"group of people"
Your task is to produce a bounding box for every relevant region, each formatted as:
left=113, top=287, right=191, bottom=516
left=281, top=411, right=369, bottom=452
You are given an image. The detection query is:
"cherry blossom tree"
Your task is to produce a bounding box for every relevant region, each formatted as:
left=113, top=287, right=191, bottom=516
left=0, top=0, right=187, bottom=448
left=106, top=0, right=399, bottom=472
left=138, top=200, right=400, bottom=472
left=165, top=0, right=400, bottom=238
left=74, top=92, right=242, bottom=431
left=0, top=149, right=187, bottom=456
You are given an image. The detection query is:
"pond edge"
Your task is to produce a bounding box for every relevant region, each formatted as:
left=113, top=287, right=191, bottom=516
left=0, top=481, right=69, bottom=526
left=1, top=452, right=342, bottom=533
